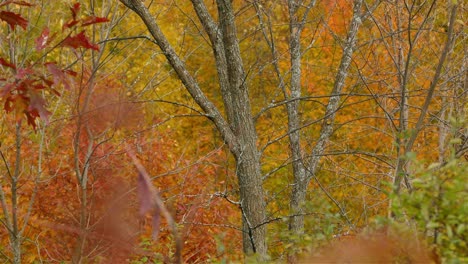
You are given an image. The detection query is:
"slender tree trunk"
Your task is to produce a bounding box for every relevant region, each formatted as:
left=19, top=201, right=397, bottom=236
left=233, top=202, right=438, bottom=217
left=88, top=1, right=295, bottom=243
left=11, top=123, right=22, bottom=264
left=287, top=0, right=307, bottom=236
left=11, top=235, right=21, bottom=264
left=71, top=186, right=88, bottom=264
left=289, top=0, right=364, bottom=235
left=11, top=184, right=21, bottom=264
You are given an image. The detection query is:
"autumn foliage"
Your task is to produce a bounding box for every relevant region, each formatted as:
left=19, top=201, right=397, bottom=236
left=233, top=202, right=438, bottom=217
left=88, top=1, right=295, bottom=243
left=0, top=0, right=466, bottom=263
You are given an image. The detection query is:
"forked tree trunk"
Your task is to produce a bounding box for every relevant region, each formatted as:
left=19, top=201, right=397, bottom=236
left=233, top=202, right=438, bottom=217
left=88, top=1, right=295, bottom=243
left=289, top=0, right=364, bottom=235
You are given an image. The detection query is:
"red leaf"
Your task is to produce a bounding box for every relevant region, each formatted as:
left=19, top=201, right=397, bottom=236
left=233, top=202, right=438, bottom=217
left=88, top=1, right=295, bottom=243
left=1, top=83, right=15, bottom=97
left=61, top=31, right=99, bottom=51
left=64, top=69, right=77, bottom=77
left=46, top=62, right=75, bottom=90
left=15, top=68, right=34, bottom=79
left=63, top=19, right=79, bottom=30
left=0, top=57, right=16, bottom=69
left=0, top=11, right=28, bottom=30
left=15, top=79, right=33, bottom=93
left=4, top=95, right=15, bottom=112
left=81, top=16, right=109, bottom=27
left=32, top=83, right=46, bottom=90
left=28, top=90, right=51, bottom=123
left=0, top=1, right=34, bottom=7
left=39, top=76, right=53, bottom=88
left=70, top=3, right=80, bottom=20
left=35, top=27, right=50, bottom=51
left=11, top=1, right=34, bottom=6
left=24, top=110, right=39, bottom=130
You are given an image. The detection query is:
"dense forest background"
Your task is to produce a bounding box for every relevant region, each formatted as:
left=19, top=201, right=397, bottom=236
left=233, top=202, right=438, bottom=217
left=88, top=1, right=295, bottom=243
left=0, top=0, right=466, bottom=263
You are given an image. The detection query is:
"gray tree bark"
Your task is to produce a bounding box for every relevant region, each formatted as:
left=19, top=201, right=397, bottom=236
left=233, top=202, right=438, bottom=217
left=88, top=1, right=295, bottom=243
left=288, top=0, right=365, bottom=235
left=286, top=0, right=310, bottom=236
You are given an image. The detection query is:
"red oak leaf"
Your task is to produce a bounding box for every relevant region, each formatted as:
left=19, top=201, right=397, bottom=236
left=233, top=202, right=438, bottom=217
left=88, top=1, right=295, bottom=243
left=0, top=11, right=28, bottom=30
left=0, top=1, right=34, bottom=7
left=4, top=95, right=16, bottom=112
left=25, top=109, right=39, bottom=129
left=12, top=1, right=33, bottom=6
left=35, top=27, right=50, bottom=51
left=63, top=19, right=79, bottom=30
left=28, top=90, right=51, bottom=123
left=64, top=69, right=77, bottom=77
left=70, top=3, right=80, bottom=20
left=61, top=31, right=99, bottom=51
left=0, top=57, right=16, bottom=69
left=1, top=83, right=15, bottom=97
left=46, top=62, right=75, bottom=90
left=15, top=79, right=35, bottom=94
left=81, top=16, right=109, bottom=26
left=38, top=76, right=54, bottom=88
left=15, top=68, right=34, bottom=79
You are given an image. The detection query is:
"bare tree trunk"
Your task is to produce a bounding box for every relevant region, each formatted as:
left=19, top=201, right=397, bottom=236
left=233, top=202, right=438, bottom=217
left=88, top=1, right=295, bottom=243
left=11, top=123, right=22, bottom=264
left=287, top=0, right=310, bottom=236
left=289, top=0, right=364, bottom=235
